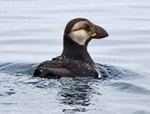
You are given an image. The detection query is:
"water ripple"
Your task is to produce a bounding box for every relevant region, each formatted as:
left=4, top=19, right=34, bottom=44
left=110, top=82, right=150, bottom=95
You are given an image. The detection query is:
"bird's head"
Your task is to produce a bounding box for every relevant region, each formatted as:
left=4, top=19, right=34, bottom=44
left=64, top=18, right=108, bottom=45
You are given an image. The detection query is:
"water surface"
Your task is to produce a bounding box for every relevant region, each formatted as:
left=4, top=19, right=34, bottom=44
left=0, top=0, right=150, bottom=114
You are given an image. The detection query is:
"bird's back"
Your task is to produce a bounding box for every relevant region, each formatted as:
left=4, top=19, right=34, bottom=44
left=33, top=56, right=98, bottom=78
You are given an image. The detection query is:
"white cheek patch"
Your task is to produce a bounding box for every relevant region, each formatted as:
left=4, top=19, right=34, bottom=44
left=69, top=30, right=90, bottom=45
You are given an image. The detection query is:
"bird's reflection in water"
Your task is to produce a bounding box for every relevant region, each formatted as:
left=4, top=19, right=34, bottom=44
left=58, top=77, right=101, bottom=113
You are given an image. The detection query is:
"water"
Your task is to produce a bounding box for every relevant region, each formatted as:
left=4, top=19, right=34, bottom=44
left=0, top=0, right=150, bottom=114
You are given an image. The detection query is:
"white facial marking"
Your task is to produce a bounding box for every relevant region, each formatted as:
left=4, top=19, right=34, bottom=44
left=72, top=21, right=88, bottom=31
left=68, top=21, right=91, bottom=45
left=69, top=29, right=90, bottom=45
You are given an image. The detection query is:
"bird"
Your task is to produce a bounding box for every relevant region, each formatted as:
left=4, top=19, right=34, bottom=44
left=33, top=18, right=108, bottom=79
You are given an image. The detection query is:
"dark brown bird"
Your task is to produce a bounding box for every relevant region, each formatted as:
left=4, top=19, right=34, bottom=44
left=33, top=18, right=108, bottom=78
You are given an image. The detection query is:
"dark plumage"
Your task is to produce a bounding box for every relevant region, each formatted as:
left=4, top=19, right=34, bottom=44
left=33, top=18, right=108, bottom=78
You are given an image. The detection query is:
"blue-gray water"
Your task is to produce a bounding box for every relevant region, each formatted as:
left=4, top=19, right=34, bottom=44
left=0, top=0, right=150, bottom=114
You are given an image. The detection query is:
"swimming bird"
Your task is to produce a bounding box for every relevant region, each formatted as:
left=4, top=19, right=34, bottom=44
left=33, top=18, right=108, bottom=78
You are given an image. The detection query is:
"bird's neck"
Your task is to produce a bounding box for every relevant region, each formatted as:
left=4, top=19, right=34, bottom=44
left=62, top=35, right=95, bottom=65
